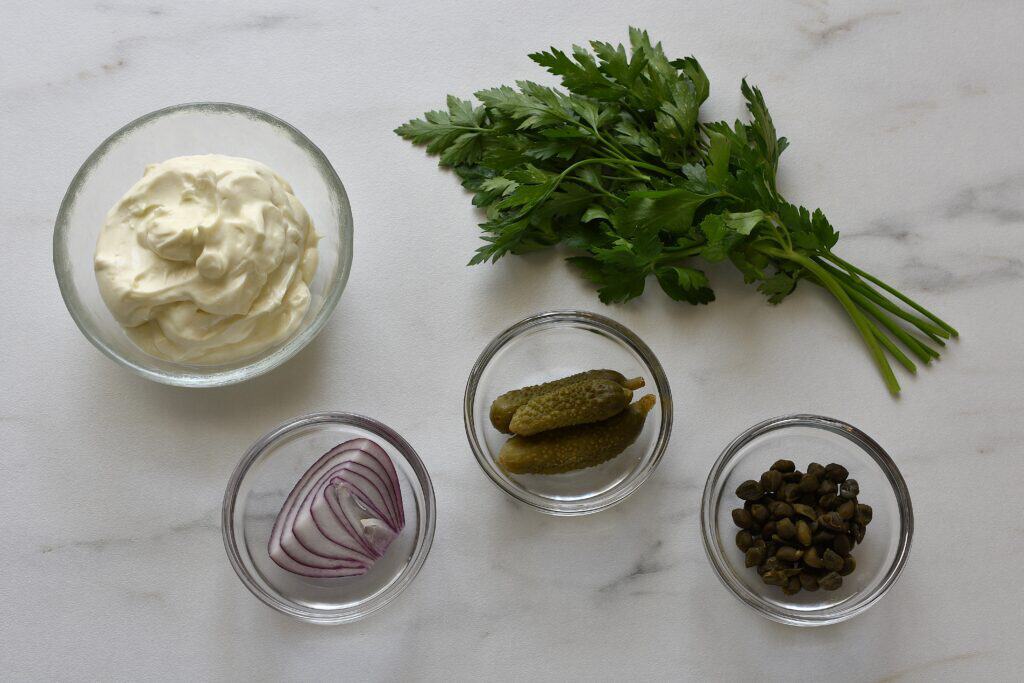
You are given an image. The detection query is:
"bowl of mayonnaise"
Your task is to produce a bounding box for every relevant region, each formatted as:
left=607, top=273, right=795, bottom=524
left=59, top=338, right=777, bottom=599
left=54, top=102, right=353, bottom=387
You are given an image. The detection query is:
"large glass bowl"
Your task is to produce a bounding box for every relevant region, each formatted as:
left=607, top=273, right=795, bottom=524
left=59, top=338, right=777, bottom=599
left=701, top=415, right=913, bottom=626
left=464, top=310, right=673, bottom=515
left=222, top=412, right=435, bottom=624
left=53, top=102, right=353, bottom=387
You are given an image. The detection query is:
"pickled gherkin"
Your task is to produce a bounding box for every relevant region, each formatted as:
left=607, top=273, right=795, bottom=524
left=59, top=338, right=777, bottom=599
left=498, top=395, right=656, bottom=475
left=509, top=378, right=634, bottom=436
left=489, top=369, right=643, bottom=433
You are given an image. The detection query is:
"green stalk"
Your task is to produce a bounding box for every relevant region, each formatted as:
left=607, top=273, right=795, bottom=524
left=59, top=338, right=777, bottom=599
left=847, top=286, right=937, bottom=363
left=823, top=252, right=959, bottom=337
left=761, top=246, right=900, bottom=394
left=871, top=326, right=917, bottom=374
left=817, top=261, right=940, bottom=361
left=817, top=259, right=950, bottom=340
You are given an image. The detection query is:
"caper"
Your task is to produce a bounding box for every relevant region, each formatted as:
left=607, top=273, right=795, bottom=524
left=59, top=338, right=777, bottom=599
left=761, top=521, right=777, bottom=537
left=824, top=463, right=849, bottom=482
left=750, top=503, right=769, bottom=523
left=782, top=576, right=802, bottom=595
left=822, top=548, right=844, bottom=572
left=819, top=571, right=843, bottom=591
left=780, top=483, right=800, bottom=503
left=736, top=479, right=764, bottom=501
left=856, top=503, right=873, bottom=526
left=760, top=469, right=783, bottom=493
left=852, top=523, right=866, bottom=544
left=839, top=556, right=856, bottom=576
left=776, top=546, right=803, bottom=562
left=798, top=473, right=819, bottom=493
left=731, top=508, right=754, bottom=529
left=776, top=517, right=796, bottom=540
left=803, top=546, right=823, bottom=568
left=736, top=530, right=754, bottom=552
left=836, top=499, right=856, bottom=520
left=770, top=501, right=794, bottom=519
left=817, top=479, right=836, bottom=496
left=799, top=572, right=820, bottom=592
left=807, top=462, right=826, bottom=478
left=798, top=492, right=819, bottom=506
left=839, top=478, right=860, bottom=500
left=771, top=459, right=796, bottom=473
left=832, top=533, right=852, bottom=557
left=745, top=546, right=764, bottom=568
left=819, top=492, right=839, bottom=509
left=819, top=511, right=845, bottom=532
left=792, top=503, right=816, bottom=520
left=811, top=530, right=834, bottom=545
left=782, top=471, right=803, bottom=483
left=796, top=519, right=813, bottom=547
left=762, top=570, right=788, bottom=586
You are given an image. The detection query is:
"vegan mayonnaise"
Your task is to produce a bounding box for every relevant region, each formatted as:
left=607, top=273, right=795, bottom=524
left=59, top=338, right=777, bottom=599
left=94, top=154, right=319, bottom=364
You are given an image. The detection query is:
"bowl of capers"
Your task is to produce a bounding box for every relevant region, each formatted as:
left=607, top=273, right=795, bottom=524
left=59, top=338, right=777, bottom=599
left=700, top=415, right=913, bottom=626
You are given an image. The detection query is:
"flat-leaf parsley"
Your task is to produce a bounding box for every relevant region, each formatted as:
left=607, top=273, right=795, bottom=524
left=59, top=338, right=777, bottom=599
left=396, top=28, right=957, bottom=394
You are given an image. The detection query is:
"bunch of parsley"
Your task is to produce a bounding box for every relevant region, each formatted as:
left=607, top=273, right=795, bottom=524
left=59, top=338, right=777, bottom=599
left=396, top=28, right=956, bottom=393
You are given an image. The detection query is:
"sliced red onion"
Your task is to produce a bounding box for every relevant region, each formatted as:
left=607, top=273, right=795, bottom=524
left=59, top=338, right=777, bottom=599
left=268, top=438, right=405, bottom=578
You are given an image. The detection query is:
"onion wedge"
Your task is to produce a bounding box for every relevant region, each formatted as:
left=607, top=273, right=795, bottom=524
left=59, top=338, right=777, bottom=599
left=268, top=439, right=405, bottom=578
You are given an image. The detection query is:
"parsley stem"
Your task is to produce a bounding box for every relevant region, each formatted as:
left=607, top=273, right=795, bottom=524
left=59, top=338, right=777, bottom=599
left=576, top=177, right=625, bottom=204
left=822, top=253, right=958, bottom=337
left=846, top=285, right=938, bottom=363
left=594, top=130, right=644, bottom=164
left=762, top=246, right=900, bottom=394
left=817, top=259, right=949, bottom=339
left=871, top=326, right=918, bottom=374
left=816, top=260, right=943, bottom=358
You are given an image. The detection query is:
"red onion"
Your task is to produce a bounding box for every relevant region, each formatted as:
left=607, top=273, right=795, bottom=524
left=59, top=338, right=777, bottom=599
left=269, top=438, right=405, bottom=578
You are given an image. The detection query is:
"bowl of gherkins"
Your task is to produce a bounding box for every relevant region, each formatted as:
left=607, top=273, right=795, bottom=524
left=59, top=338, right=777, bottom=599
left=464, top=310, right=672, bottom=515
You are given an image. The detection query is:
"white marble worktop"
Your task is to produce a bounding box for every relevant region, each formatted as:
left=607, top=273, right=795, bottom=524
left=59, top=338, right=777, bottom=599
left=2, top=1, right=1021, bottom=680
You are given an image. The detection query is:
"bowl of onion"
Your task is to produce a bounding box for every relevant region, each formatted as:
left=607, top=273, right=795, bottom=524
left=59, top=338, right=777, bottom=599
left=222, top=412, right=436, bottom=624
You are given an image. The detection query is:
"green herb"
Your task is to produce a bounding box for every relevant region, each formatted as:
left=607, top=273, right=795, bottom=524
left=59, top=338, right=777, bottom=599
left=396, top=28, right=958, bottom=393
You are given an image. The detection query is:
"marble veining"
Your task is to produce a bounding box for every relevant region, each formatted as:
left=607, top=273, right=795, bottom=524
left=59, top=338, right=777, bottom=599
left=38, top=509, right=219, bottom=555
left=2, top=1, right=1023, bottom=680
left=798, top=8, right=901, bottom=46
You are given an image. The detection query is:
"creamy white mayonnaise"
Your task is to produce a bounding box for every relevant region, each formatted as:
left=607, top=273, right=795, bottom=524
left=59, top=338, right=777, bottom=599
left=94, top=154, right=319, bottom=364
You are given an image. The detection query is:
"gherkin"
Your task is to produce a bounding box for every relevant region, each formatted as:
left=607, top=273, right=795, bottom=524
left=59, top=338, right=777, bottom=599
left=508, top=378, right=633, bottom=436
left=498, top=395, right=656, bottom=475
left=488, top=369, right=643, bottom=433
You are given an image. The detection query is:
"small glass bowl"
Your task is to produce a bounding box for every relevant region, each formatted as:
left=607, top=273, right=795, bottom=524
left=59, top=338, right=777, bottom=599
left=701, top=415, right=913, bottom=626
left=53, top=102, right=353, bottom=387
left=222, top=412, right=435, bottom=624
left=464, top=310, right=673, bottom=515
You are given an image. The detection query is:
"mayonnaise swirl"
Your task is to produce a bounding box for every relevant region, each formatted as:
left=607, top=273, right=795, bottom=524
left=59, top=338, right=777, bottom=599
left=94, top=154, right=319, bottom=364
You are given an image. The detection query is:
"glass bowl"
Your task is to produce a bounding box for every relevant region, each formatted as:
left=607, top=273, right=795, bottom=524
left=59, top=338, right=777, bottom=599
left=701, top=415, right=913, bottom=626
left=464, top=310, right=673, bottom=515
left=53, top=102, right=353, bottom=387
left=222, top=412, right=435, bottom=624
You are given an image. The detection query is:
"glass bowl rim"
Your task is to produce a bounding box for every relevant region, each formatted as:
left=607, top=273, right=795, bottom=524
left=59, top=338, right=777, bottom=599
left=700, top=413, right=914, bottom=626
left=52, top=101, right=354, bottom=388
left=463, top=309, right=673, bottom=516
left=221, top=411, right=437, bottom=624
